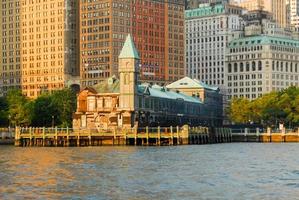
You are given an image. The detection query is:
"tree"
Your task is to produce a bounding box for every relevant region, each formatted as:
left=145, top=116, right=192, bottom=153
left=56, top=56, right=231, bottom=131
left=227, top=97, right=251, bottom=124
left=0, top=97, right=9, bottom=126
left=51, top=89, right=77, bottom=127
left=31, top=94, right=58, bottom=127
left=6, top=89, right=32, bottom=126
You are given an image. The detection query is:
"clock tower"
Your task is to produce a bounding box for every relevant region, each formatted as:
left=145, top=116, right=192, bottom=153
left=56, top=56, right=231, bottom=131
left=118, top=34, right=140, bottom=127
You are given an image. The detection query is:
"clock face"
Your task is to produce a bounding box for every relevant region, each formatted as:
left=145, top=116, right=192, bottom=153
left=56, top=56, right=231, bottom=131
left=126, top=61, right=131, bottom=69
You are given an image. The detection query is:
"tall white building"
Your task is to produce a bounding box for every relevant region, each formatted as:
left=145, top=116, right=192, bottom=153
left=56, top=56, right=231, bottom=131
left=287, top=0, right=299, bottom=29
left=226, top=36, right=299, bottom=100
left=185, top=3, right=244, bottom=92
left=226, top=10, right=299, bottom=100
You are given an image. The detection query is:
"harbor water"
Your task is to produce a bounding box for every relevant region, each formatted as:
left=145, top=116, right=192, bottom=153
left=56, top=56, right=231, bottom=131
left=1, top=144, right=299, bottom=199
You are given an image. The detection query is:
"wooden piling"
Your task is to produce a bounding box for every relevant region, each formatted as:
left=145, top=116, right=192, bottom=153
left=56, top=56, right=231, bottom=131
left=157, top=126, right=161, bottom=146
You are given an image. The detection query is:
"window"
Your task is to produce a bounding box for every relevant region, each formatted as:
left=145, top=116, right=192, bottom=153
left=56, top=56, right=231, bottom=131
left=258, top=61, right=262, bottom=71
left=246, top=62, right=250, bottom=71
left=252, top=61, right=256, bottom=71
left=228, top=63, right=232, bottom=73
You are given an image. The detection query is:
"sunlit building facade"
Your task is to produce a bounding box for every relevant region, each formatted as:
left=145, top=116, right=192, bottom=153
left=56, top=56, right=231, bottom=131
left=79, top=0, right=185, bottom=87
left=20, top=0, right=79, bottom=98
left=0, top=0, right=21, bottom=96
left=226, top=36, right=299, bottom=100
left=185, top=3, right=244, bottom=92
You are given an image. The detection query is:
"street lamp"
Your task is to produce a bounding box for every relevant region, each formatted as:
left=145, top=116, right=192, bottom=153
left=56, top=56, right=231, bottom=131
left=52, top=115, right=54, bottom=128
left=8, top=114, right=11, bottom=129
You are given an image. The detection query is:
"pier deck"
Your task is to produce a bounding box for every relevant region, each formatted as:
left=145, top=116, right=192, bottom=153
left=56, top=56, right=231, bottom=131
left=15, top=126, right=229, bottom=147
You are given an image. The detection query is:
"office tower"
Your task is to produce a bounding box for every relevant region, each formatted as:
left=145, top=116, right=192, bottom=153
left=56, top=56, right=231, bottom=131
left=0, top=0, right=21, bottom=96
left=236, top=0, right=290, bottom=28
left=185, top=3, right=244, bottom=91
left=287, top=0, right=299, bottom=29
left=272, top=0, right=289, bottom=27
left=80, top=0, right=185, bottom=87
left=226, top=36, right=299, bottom=100
left=20, top=0, right=79, bottom=98
left=238, top=0, right=272, bottom=13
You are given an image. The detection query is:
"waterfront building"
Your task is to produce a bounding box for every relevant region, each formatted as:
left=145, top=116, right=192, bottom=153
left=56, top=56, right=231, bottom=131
left=73, top=35, right=223, bottom=130
left=19, top=0, right=80, bottom=98
left=166, top=77, right=223, bottom=123
left=225, top=35, right=299, bottom=100
left=185, top=3, right=244, bottom=92
left=0, top=0, right=21, bottom=95
left=80, top=0, right=185, bottom=87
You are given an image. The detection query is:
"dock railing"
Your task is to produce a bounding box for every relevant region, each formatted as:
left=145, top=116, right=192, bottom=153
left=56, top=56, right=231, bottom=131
left=14, top=125, right=232, bottom=147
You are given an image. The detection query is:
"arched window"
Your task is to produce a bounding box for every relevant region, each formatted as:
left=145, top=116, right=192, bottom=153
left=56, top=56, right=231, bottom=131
left=295, top=63, right=298, bottom=73
left=228, top=63, right=232, bottom=73
left=240, top=62, right=244, bottom=72
left=258, top=61, right=262, bottom=71
left=252, top=61, right=256, bottom=71
left=276, top=61, right=279, bottom=71
left=246, top=62, right=250, bottom=71
left=234, top=63, right=238, bottom=72
left=272, top=61, right=275, bottom=71
left=286, top=62, right=288, bottom=72
left=290, top=63, right=293, bottom=72
left=124, top=73, right=129, bottom=85
left=281, top=62, right=283, bottom=71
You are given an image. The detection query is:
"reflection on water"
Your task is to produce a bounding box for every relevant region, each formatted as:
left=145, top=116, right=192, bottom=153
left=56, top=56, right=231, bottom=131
left=1, top=144, right=299, bottom=199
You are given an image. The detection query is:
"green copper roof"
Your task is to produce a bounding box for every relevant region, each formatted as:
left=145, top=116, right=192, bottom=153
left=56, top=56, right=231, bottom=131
left=138, top=84, right=202, bottom=104
left=229, top=35, right=299, bottom=48
left=93, top=76, right=120, bottom=93
left=185, top=4, right=225, bottom=19
left=166, top=77, right=219, bottom=91
left=119, top=34, right=140, bottom=59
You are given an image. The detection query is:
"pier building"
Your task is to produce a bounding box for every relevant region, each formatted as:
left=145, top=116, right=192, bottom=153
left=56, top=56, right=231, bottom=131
left=73, top=35, right=223, bottom=130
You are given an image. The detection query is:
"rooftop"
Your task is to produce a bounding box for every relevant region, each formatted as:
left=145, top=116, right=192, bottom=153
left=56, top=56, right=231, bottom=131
left=185, top=4, right=225, bottom=19
left=90, top=77, right=203, bottom=104
left=166, top=77, right=219, bottom=91
left=229, top=35, right=299, bottom=48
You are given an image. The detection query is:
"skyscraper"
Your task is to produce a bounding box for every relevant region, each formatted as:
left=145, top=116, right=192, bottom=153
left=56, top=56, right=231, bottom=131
left=80, top=0, right=185, bottom=87
left=236, top=0, right=290, bottom=28
left=185, top=3, right=244, bottom=91
left=272, top=0, right=289, bottom=27
left=287, top=0, right=299, bottom=29
left=0, top=0, right=21, bottom=95
left=20, top=0, right=79, bottom=98
left=0, top=0, right=80, bottom=98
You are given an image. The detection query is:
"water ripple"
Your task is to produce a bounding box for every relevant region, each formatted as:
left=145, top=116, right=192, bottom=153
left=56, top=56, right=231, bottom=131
left=2, top=144, right=299, bottom=199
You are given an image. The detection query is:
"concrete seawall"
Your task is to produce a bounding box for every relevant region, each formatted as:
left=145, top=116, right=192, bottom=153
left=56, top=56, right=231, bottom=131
left=0, top=128, right=15, bottom=145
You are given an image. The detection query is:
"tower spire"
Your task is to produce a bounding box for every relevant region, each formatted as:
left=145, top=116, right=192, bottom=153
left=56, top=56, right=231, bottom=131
left=119, top=34, right=140, bottom=59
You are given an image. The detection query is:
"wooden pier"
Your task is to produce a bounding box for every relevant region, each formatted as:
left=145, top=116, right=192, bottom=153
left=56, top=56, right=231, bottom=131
left=14, top=126, right=232, bottom=147
left=9, top=126, right=299, bottom=147
left=231, top=127, right=299, bottom=142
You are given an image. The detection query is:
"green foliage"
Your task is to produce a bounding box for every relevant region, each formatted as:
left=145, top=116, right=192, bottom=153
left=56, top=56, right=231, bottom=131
left=1, top=88, right=77, bottom=128
left=50, top=89, right=77, bottom=127
left=31, top=94, right=58, bottom=127
left=0, top=97, right=9, bottom=126
left=6, top=89, right=32, bottom=126
left=228, top=86, right=299, bottom=128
